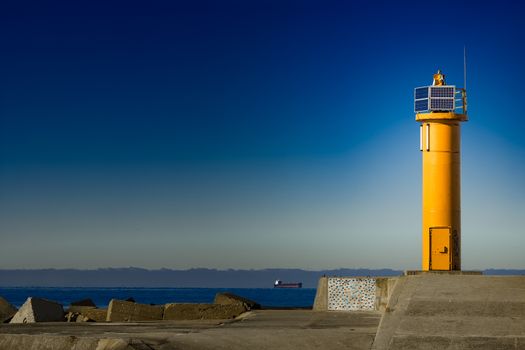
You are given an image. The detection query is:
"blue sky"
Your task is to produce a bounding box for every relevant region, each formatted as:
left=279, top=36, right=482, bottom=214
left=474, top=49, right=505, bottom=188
left=0, top=0, right=524, bottom=270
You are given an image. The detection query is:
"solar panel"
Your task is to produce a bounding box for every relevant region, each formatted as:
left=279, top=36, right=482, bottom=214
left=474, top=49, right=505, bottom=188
left=415, top=87, right=429, bottom=99
left=415, top=99, right=429, bottom=112
left=414, top=85, right=456, bottom=113
left=430, top=99, right=454, bottom=110
left=430, top=86, right=454, bottom=98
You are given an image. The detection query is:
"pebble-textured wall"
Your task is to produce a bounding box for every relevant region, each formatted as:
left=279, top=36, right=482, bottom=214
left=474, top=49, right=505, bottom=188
left=327, top=277, right=376, bottom=311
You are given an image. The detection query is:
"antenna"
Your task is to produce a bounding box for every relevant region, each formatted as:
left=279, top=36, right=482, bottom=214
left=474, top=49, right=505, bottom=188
left=463, top=46, right=467, bottom=91
left=463, top=46, right=468, bottom=114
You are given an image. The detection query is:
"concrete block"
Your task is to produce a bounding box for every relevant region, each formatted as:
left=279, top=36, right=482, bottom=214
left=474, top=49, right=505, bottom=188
left=163, top=303, right=247, bottom=320
left=312, top=276, right=328, bottom=311
left=106, top=300, right=163, bottom=322
left=70, top=298, right=96, bottom=307
left=214, top=292, right=260, bottom=310
left=67, top=299, right=98, bottom=313
left=68, top=305, right=97, bottom=313
left=10, top=297, right=64, bottom=323
left=79, top=308, right=107, bottom=322
left=0, top=297, right=17, bottom=323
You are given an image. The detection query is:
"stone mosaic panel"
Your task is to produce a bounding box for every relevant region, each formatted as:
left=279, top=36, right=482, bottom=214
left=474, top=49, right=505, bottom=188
left=327, top=277, right=376, bottom=311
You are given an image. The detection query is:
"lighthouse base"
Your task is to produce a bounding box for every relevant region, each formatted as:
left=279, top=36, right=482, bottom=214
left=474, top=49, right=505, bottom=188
left=404, top=270, right=482, bottom=276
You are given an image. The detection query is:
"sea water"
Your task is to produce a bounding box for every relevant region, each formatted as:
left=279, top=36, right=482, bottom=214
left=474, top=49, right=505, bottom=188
left=0, top=287, right=316, bottom=309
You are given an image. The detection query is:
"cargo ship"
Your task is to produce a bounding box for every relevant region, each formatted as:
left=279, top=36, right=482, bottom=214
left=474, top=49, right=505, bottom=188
left=274, top=279, right=302, bottom=288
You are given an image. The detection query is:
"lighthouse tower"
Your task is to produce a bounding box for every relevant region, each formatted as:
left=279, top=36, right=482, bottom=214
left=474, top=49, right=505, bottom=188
left=414, top=70, right=468, bottom=271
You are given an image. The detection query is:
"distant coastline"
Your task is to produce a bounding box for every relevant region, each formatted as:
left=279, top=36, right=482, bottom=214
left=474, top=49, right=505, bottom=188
left=0, top=268, right=522, bottom=288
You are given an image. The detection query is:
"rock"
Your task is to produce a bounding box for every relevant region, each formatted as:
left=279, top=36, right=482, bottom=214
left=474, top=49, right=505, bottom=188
left=70, top=298, right=96, bottom=307
left=0, top=296, right=17, bottom=323
left=65, top=312, right=78, bottom=322
left=66, top=308, right=106, bottom=322
left=125, top=297, right=135, bottom=303
left=65, top=311, right=91, bottom=322
left=76, top=314, right=93, bottom=323
left=106, top=300, right=163, bottom=322
left=214, top=292, right=261, bottom=310
left=163, top=303, right=247, bottom=320
left=10, top=297, right=64, bottom=323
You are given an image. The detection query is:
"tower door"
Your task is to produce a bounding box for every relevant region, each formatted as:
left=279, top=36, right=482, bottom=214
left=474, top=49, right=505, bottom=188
left=429, top=227, right=451, bottom=271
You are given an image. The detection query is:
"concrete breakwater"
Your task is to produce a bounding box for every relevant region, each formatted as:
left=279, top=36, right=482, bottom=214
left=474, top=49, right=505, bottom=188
left=1, top=292, right=260, bottom=325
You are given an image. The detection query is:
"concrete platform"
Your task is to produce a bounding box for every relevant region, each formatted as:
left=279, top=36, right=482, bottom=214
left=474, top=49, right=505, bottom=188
left=372, top=274, right=525, bottom=349
left=0, top=310, right=381, bottom=350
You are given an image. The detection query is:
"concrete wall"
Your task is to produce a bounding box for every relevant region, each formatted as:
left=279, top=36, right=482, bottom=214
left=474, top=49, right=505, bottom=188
left=312, top=276, right=328, bottom=311
left=313, top=277, right=398, bottom=312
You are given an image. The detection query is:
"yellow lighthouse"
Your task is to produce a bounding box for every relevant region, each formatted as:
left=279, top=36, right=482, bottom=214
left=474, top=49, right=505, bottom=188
left=414, top=70, right=467, bottom=271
